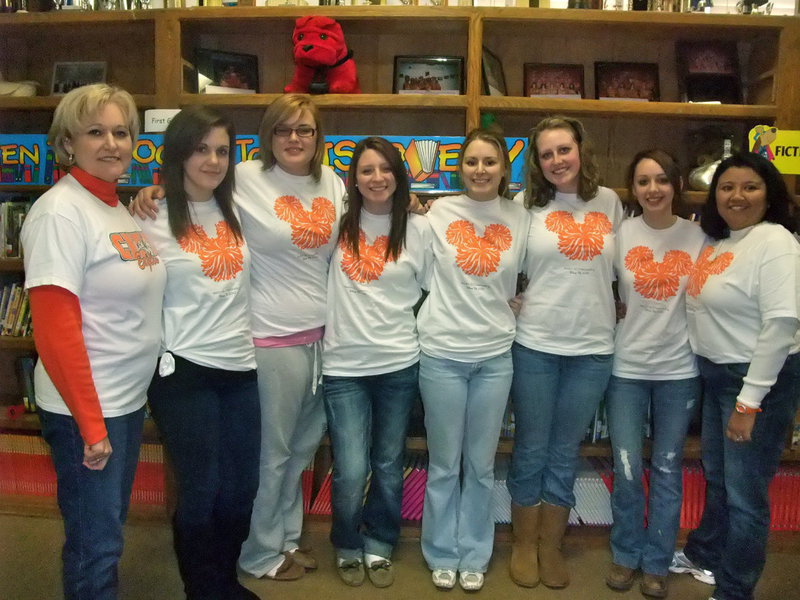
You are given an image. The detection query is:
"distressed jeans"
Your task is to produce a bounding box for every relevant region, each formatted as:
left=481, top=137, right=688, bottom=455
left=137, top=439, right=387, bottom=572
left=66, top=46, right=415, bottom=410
left=606, top=375, right=701, bottom=575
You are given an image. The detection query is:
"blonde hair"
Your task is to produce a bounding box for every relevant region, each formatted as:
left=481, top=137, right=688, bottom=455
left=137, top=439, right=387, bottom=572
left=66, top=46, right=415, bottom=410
left=258, top=94, right=325, bottom=181
left=522, top=115, right=599, bottom=208
left=47, top=84, right=139, bottom=165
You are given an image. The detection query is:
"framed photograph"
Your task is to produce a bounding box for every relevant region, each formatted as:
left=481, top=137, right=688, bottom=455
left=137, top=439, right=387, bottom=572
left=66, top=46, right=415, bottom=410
left=523, top=63, right=584, bottom=99
left=595, top=62, right=659, bottom=102
left=676, top=40, right=741, bottom=104
left=393, top=56, right=464, bottom=95
left=196, top=49, right=259, bottom=95
left=482, top=47, right=507, bottom=96
left=51, top=61, right=107, bottom=95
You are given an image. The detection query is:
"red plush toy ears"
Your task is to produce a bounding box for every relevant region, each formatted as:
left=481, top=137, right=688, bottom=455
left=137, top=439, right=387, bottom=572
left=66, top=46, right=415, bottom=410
left=293, top=15, right=345, bottom=45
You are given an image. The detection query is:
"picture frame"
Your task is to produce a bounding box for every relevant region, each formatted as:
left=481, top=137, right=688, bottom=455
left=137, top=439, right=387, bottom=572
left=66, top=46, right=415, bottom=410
left=676, top=40, right=741, bottom=104
left=482, top=47, right=507, bottom=96
left=594, top=62, right=659, bottom=102
left=393, top=56, right=464, bottom=95
left=51, top=61, right=107, bottom=96
left=195, top=48, right=259, bottom=95
left=523, top=63, right=584, bottom=99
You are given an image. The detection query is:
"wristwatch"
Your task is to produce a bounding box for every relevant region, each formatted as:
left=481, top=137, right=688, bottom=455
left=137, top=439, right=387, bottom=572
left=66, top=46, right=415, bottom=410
left=735, top=402, right=762, bottom=415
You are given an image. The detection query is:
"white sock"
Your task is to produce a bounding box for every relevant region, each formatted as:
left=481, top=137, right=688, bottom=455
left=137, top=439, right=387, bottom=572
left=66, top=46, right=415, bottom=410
left=364, top=552, right=389, bottom=567
left=338, top=556, right=363, bottom=566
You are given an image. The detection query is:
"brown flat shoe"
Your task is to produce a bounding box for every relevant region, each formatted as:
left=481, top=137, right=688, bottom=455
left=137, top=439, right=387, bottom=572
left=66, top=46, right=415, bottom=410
left=265, top=554, right=305, bottom=581
left=291, top=548, right=318, bottom=570
left=606, top=563, right=636, bottom=591
left=640, top=573, right=668, bottom=598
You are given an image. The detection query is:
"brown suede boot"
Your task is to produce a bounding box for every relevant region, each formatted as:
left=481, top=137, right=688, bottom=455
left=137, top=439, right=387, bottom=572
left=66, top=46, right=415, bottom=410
left=509, top=503, right=541, bottom=587
left=538, top=502, right=571, bottom=589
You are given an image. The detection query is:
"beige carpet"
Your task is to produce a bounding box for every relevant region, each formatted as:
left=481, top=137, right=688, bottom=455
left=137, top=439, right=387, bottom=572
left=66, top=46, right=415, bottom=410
left=1, top=513, right=798, bottom=600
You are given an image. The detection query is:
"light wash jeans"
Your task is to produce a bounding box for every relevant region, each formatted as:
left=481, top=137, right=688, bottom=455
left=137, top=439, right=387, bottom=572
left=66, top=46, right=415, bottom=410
left=419, top=350, right=512, bottom=573
left=39, top=406, right=144, bottom=600
left=684, top=355, right=800, bottom=600
left=323, top=363, right=419, bottom=560
left=508, top=343, right=613, bottom=508
left=606, top=375, right=701, bottom=576
left=238, top=343, right=327, bottom=577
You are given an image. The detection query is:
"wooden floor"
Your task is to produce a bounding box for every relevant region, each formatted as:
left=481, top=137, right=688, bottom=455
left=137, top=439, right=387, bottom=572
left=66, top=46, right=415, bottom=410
left=2, top=501, right=799, bottom=600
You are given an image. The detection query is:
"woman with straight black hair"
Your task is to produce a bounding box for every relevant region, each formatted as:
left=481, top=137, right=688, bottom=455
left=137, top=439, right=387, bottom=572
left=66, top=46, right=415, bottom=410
left=671, top=152, right=800, bottom=600
left=322, top=136, right=430, bottom=588
left=137, top=105, right=261, bottom=600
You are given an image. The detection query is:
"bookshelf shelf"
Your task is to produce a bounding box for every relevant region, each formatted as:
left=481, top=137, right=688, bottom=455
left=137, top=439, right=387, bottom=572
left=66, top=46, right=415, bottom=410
left=0, top=336, right=34, bottom=351
left=0, top=259, right=24, bottom=273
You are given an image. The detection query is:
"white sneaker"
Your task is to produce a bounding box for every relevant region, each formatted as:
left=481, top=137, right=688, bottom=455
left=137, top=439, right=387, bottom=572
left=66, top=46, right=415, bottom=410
left=432, top=568, right=457, bottom=590
left=669, top=550, right=716, bottom=585
left=458, top=571, right=484, bottom=591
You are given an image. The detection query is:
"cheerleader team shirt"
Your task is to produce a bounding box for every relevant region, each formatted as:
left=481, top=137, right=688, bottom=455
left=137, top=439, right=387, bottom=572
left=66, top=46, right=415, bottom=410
left=418, top=194, right=530, bottom=362
left=323, top=211, right=432, bottom=376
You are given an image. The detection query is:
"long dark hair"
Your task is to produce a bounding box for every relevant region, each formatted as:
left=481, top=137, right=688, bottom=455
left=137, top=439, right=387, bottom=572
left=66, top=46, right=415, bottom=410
left=625, top=149, right=683, bottom=216
left=523, top=115, right=600, bottom=208
left=701, top=151, right=796, bottom=240
left=161, top=105, right=242, bottom=243
left=339, top=137, right=410, bottom=261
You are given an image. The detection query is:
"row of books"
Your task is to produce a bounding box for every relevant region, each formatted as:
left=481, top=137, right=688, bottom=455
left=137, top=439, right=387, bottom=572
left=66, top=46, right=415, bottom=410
left=4, top=432, right=799, bottom=531
left=1, top=197, right=32, bottom=259
left=0, top=282, right=31, bottom=337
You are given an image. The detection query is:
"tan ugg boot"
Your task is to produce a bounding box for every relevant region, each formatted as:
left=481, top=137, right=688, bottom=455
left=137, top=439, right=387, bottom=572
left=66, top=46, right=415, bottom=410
left=509, top=502, right=541, bottom=587
left=538, top=502, right=571, bottom=589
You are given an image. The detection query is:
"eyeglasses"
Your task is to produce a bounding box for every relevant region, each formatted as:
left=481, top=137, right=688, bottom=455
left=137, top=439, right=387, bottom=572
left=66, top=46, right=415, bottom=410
left=273, top=125, right=316, bottom=138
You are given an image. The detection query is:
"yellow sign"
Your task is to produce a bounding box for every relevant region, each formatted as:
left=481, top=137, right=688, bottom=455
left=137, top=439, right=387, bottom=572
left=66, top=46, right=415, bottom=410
left=748, top=126, right=800, bottom=174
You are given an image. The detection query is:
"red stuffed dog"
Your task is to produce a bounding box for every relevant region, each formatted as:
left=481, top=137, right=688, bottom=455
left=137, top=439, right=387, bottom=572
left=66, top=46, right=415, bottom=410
left=285, top=16, right=361, bottom=95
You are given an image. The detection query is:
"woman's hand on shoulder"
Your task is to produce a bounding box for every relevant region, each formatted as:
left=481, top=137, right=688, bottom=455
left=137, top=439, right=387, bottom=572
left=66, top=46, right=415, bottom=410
left=83, top=436, right=112, bottom=471
left=409, top=193, right=430, bottom=215
left=128, top=185, right=165, bottom=220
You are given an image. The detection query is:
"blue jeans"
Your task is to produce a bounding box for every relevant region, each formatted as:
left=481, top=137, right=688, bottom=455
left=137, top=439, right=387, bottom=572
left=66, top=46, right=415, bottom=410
left=39, top=406, right=145, bottom=600
left=606, top=375, right=701, bottom=575
left=684, top=354, right=800, bottom=600
left=323, top=363, right=419, bottom=560
left=508, top=344, right=613, bottom=507
left=419, top=350, right=512, bottom=573
left=148, top=355, right=261, bottom=600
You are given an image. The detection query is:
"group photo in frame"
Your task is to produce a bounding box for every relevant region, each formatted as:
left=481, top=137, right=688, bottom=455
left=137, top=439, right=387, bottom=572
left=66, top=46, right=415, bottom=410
left=524, top=63, right=584, bottom=99
left=595, top=61, right=659, bottom=102
left=393, top=56, right=464, bottom=95
left=51, top=61, right=107, bottom=95
left=676, top=40, right=741, bottom=104
left=481, top=47, right=507, bottom=96
left=196, top=48, right=259, bottom=95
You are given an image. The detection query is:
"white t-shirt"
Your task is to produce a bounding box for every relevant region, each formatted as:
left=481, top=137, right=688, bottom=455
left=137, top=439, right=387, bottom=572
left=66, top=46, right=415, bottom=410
left=21, top=175, right=166, bottom=417
left=418, top=194, right=530, bottom=362
left=613, top=216, right=707, bottom=379
left=323, top=211, right=431, bottom=376
left=687, top=222, right=800, bottom=363
left=136, top=198, right=256, bottom=372
left=235, top=161, right=346, bottom=338
left=514, top=187, right=624, bottom=355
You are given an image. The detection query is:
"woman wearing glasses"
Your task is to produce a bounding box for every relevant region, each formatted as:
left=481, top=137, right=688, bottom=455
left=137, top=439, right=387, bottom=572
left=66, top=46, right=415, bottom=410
left=132, top=94, right=345, bottom=581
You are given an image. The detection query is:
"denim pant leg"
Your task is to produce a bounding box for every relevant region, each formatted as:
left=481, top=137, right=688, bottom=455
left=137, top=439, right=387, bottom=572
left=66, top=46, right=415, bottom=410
left=213, top=368, right=261, bottom=589
left=687, top=355, right=800, bottom=600
left=508, top=344, right=560, bottom=506
left=239, top=344, right=327, bottom=577
left=607, top=376, right=650, bottom=571
left=40, top=406, right=144, bottom=600
left=509, top=346, right=612, bottom=508
left=362, top=364, right=418, bottom=558
left=459, top=351, right=512, bottom=572
left=148, top=360, right=224, bottom=597
left=324, top=375, right=372, bottom=558
left=643, top=377, right=700, bottom=575
left=419, top=351, right=511, bottom=573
